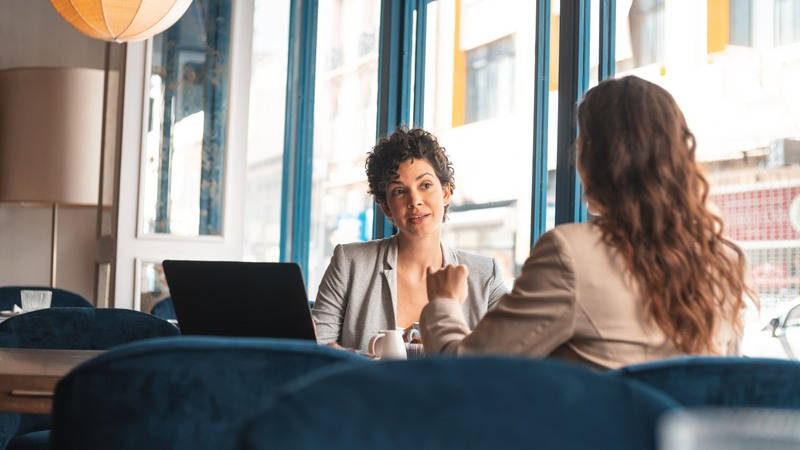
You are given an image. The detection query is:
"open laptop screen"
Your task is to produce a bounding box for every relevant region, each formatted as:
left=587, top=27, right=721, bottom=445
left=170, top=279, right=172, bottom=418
left=162, top=260, right=316, bottom=340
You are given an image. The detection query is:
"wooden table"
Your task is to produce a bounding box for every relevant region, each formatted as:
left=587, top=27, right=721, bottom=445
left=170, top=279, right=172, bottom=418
left=0, top=348, right=104, bottom=413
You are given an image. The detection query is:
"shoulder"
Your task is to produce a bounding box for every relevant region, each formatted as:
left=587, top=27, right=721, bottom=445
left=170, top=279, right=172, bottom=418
left=330, top=237, right=395, bottom=267
left=550, top=222, right=601, bottom=240
left=537, top=222, right=603, bottom=252
left=336, top=237, right=390, bottom=256
left=449, top=248, right=500, bottom=278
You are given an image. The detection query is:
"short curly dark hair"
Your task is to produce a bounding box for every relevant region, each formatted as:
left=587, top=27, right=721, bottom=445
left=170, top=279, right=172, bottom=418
left=365, top=127, right=455, bottom=214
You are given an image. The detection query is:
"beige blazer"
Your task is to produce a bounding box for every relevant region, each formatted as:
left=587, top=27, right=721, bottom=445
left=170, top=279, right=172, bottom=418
left=312, top=235, right=508, bottom=351
left=420, top=222, right=740, bottom=370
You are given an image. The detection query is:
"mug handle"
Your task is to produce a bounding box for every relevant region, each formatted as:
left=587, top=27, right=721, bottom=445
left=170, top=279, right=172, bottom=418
left=368, top=333, right=384, bottom=356
left=406, top=328, right=422, bottom=342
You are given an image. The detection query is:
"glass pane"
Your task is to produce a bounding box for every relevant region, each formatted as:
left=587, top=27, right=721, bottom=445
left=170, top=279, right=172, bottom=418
left=141, top=0, right=232, bottom=237
left=424, top=0, right=537, bottom=286
left=620, top=0, right=800, bottom=358
left=308, top=0, right=380, bottom=299
left=546, top=0, right=559, bottom=233
left=244, top=0, right=290, bottom=262
left=139, top=261, right=169, bottom=314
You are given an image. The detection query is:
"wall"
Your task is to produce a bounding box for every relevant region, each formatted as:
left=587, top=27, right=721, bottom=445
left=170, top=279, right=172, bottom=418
left=0, top=0, right=106, bottom=303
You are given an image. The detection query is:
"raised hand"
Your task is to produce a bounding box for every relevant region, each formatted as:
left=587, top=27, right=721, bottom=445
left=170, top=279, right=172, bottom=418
left=426, top=264, right=469, bottom=304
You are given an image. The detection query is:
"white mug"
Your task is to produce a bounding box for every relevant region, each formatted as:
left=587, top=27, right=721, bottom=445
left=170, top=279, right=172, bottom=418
left=368, top=329, right=407, bottom=360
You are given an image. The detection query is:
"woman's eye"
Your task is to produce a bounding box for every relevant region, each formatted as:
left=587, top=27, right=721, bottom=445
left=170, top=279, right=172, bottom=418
left=392, top=188, right=405, bottom=196
left=421, top=182, right=432, bottom=190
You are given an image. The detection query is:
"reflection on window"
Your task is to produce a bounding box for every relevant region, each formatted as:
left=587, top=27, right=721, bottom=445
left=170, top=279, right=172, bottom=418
left=307, top=0, right=379, bottom=299
left=140, top=261, right=169, bottom=314
left=629, top=0, right=664, bottom=67
left=621, top=1, right=800, bottom=358
left=142, top=0, right=231, bottom=237
left=775, top=0, right=800, bottom=46
left=244, top=0, right=290, bottom=262
left=465, top=35, right=515, bottom=123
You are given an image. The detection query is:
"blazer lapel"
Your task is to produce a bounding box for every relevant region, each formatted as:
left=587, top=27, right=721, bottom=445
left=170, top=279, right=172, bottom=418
left=441, top=240, right=458, bottom=266
left=382, top=235, right=399, bottom=329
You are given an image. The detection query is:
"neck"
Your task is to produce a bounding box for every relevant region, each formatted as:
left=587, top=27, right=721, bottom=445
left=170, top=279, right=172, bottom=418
left=396, top=231, right=442, bottom=277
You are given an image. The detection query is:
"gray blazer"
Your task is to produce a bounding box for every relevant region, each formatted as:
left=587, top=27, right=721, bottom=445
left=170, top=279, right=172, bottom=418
left=312, top=235, right=508, bottom=351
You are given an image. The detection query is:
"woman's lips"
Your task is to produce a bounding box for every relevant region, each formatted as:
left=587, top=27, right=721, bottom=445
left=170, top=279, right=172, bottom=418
left=408, top=213, right=430, bottom=224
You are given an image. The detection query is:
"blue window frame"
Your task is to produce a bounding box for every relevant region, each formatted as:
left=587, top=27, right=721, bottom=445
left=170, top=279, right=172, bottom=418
left=276, top=0, right=614, bottom=283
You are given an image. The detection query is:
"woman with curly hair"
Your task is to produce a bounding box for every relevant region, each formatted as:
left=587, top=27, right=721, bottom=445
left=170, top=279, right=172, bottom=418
left=312, top=127, right=508, bottom=351
left=422, top=76, right=753, bottom=369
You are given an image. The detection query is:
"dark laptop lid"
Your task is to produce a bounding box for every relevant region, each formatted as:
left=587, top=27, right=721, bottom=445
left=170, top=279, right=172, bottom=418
left=162, top=260, right=316, bottom=340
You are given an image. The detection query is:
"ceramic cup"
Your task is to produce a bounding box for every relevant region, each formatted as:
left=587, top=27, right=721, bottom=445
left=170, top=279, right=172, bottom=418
left=368, top=329, right=407, bottom=359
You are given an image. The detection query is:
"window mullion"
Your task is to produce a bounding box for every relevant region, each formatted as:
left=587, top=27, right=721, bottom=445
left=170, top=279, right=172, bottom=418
left=531, top=0, right=552, bottom=245
left=280, top=0, right=318, bottom=283
left=554, top=0, right=590, bottom=225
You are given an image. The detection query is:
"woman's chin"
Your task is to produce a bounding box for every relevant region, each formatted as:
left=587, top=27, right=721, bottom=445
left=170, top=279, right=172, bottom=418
left=398, top=223, right=439, bottom=239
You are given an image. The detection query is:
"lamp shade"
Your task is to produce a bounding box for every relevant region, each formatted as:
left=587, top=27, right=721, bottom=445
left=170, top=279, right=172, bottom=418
left=49, top=0, right=193, bottom=43
left=0, top=67, right=105, bottom=206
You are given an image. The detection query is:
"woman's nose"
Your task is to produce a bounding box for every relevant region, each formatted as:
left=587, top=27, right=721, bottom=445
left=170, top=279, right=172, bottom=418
left=407, top=193, right=422, bottom=208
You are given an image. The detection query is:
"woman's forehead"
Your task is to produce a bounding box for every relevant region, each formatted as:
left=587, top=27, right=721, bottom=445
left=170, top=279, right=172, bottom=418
left=390, top=158, right=436, bottom=181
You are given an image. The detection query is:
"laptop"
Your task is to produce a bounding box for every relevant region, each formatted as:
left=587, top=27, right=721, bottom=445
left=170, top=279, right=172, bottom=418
left=162, top=260, right=316, bottom=341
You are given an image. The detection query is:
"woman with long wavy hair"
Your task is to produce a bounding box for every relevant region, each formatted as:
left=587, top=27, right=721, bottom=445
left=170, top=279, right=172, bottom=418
left=420, top=75, right=753, bottom=369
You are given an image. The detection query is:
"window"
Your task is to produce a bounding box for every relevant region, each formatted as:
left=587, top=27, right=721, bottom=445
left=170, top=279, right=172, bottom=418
left=244, top=0, right=290, bottom=262
left=307, top=0, right=380, bottom=299
left=142, top=0, right=231, bottom=236
left=424, top=0, right=538, bottom=285
left=465, top=35, right=516, bottom=123
left=775, top=0, right=800, bottom=46
left=622, top=1, right=800, bottom=358
left=628, top=0, right=665, bottom=67
left=730, top=0, right=753, bottom=46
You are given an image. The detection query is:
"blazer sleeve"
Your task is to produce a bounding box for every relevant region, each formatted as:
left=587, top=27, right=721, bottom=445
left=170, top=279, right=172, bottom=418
left=311, top=244, right=348, bottom=345
left=420, top=228, right=577, bottom=356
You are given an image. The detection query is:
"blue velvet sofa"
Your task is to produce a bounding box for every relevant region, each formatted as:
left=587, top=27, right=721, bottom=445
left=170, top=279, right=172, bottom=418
left=609, top=356, right=800, bottom=408
left=240, top=356, right=679, bottom=450
left=50, top=336, right=367, bottom=450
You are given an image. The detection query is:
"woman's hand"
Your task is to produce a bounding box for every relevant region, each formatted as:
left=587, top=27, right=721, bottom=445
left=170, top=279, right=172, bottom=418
left=426, top=264, right=469, bottom=304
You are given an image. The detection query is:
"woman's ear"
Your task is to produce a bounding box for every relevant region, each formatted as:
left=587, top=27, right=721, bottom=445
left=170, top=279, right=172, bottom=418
left=442, top=184, right=452, bottom=206
left=378, top=199, right=393, bottom=221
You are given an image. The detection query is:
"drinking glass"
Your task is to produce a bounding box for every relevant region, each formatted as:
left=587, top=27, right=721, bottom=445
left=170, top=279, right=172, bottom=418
left=20, top=290, right=52, bottom=311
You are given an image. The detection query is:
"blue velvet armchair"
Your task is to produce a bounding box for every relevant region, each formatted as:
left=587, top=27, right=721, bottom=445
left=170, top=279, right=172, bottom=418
left=0, top=307, right=180, bottom=450
left=240, top=356, right=679, bottom=450
left=149, top=297, right=176, bottom=321
left=609, top=356, right=800, bottom=408
left=50, top=336, right=367, bottom=450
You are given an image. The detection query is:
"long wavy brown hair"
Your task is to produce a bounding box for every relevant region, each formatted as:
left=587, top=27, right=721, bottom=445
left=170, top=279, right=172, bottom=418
left=576, top=76, right=754, bottom=354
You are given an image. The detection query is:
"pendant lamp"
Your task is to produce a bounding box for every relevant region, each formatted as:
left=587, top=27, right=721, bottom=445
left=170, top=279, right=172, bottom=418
left=49, top=0, right=194, bottom=42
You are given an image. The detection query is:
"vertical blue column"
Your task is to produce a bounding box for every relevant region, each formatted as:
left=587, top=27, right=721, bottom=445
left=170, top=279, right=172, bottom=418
left=598, top=0, right=616, bottom=81
left=531, top=0, right=551, bottom=246
left=280, top=0, right=318, bottom=283
left=373, top=0, right=416, bottom=239
left=554, top=0, right=590, bottom=225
